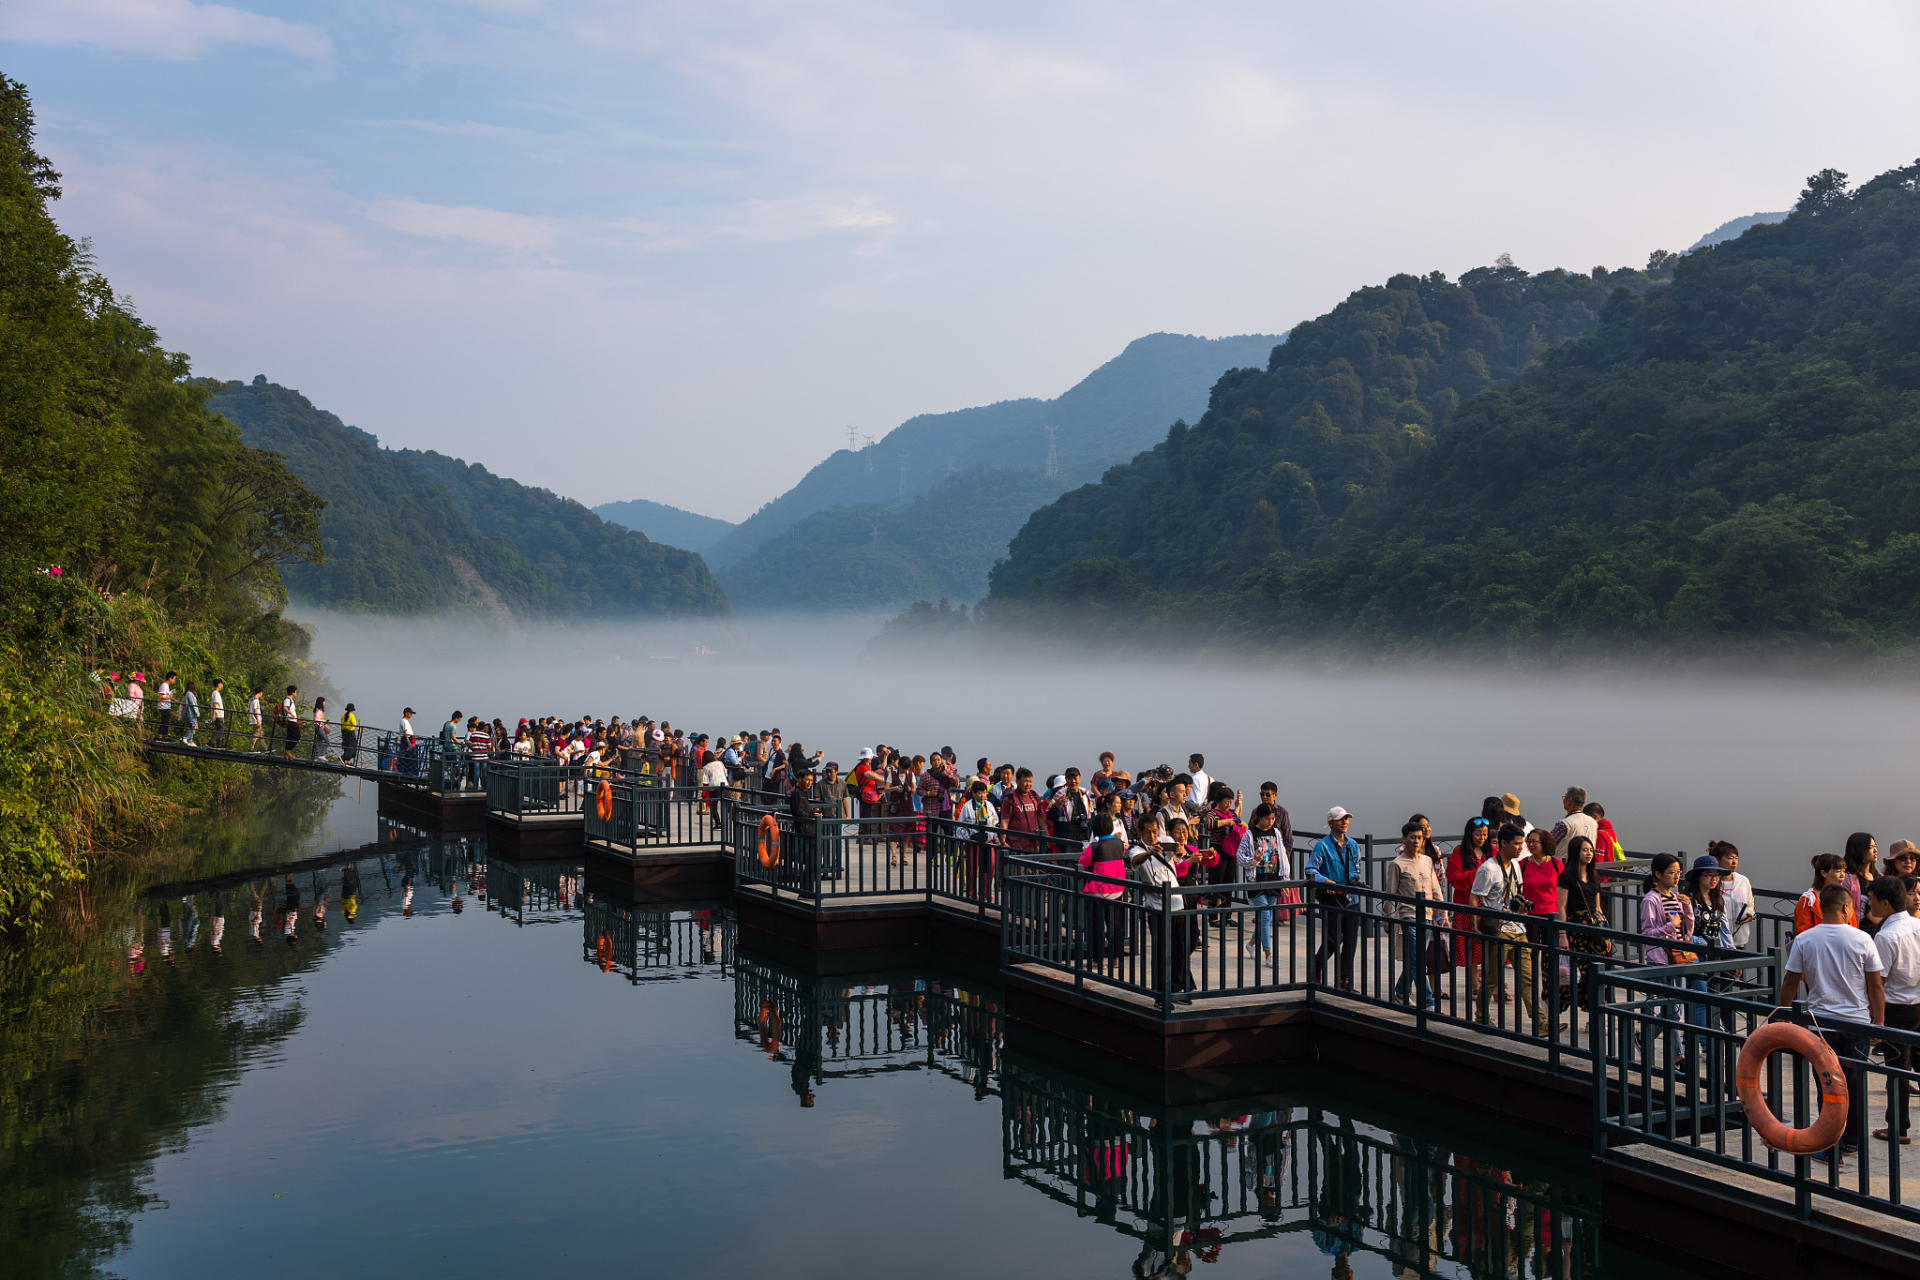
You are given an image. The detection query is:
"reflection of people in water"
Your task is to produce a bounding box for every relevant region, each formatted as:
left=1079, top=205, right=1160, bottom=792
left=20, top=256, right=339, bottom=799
left=312, top=871, right=329, bottom=932
left=1311, top=1115, right=1366, bottom=1278
left=451, top=878, right=464, bottom=913
left=157, top=899, right=174, bottom=965
left=341, top=862, right=360, bottom=922
left=182, top=895, right=199, bottom=950
left=248, top=882, right=264, bottom=947
left=210, top=891, right=226, bottom=953
left=1246, top=1108, right=1294, bottom=1220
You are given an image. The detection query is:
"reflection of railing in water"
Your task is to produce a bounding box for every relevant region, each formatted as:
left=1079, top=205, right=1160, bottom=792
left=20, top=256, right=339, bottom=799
left=482, top=856, right=585, bottom=924
left=1000, top=1061, right=1602, bottom=1278
left=732, top=957, right=1002, bottom=1102
left=583, top=901, right=735, bottom=980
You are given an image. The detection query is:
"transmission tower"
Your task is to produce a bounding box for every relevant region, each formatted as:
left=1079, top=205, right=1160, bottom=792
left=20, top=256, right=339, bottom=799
left=1044, top=425, right=1059, bottom=478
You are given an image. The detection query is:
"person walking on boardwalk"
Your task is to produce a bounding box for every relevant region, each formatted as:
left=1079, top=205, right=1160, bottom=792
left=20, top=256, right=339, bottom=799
left=1385, top=821, right=1444, bottom=1009
left=208, top=678, right=225, bottom=748
left=1470, top=824, right=1531, bottom=1028
left=311, top=697, right=330, bottom=760
left=246, top=687, right=263, bottom=753
left=156, top=671, right=176, bottom=740
left=1780, top=881, right=1886, bottom=1163
left=179, top=681, right=200, bottom=746
left=1866, top=877, right=1919, bottom=1145
left=279, top=686, right=301, bottom=757
left=1236, top=803, right=1291, bottom=962
left=340, top=703, right=360, bottom=768
left=1307, top=807, right=1365, bottom=990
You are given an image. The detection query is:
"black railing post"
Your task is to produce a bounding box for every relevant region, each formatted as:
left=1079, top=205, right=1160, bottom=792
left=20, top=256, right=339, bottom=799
left=1547, top=922, right=1562, bottom=1072
left=1160, top=884, right=1173, bottom=1020
left=1414, top=892, right=1428, bottom=1035
left=1306, top=888, right=1318, bottom=1005
left=1592, top=968, right=1609, bottom=1162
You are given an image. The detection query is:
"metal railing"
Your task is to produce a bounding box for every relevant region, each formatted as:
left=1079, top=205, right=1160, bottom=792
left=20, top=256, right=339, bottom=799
left=480, top=856, right=584, bottom=924
left=1594, top=958, right=1920, bottom=1226
left=582, top=776, right=733, bottom=852
left=1000, top=856, right=1772, bottom=1061
left=485, top=760, right=592, bottom=820
left=728, top=805, right=1084, bottom=913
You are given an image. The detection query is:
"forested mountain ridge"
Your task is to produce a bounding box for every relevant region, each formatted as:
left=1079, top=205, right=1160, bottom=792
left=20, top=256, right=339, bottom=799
left=985, top=162, right=1920, bottom=655
left=700, top=331, right=1283, bottom=571
left=989, top=256, right=1668, bottom=605
left=714, top=464, right=1067, bottom=612
left=591, top=497, right=735, bottom=553
left=401, top=449, right=732, bottom=617
left=211, top=381, right=733, bottom=620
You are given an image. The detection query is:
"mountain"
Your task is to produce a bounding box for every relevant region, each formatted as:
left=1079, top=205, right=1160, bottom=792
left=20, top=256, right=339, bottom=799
left=591, top=497, right=735, bottom=553
left=702, top=331, right=1283, bottom=571
left=715, top=464, right=1067, bottom=612
left=1687, top=211, right=1787, bottom=252
left=210, top=379, right=733, bottom=621
left=984, top=162, right=1920, bottom=654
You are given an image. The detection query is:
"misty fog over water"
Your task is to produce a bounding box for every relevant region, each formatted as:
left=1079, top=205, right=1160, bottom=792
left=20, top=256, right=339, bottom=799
left=298, top=610, right=1920, bottom=893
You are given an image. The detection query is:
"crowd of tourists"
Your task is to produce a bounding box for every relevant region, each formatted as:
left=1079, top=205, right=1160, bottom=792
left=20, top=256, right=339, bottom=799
left=127, top=692, right=1919, bottom=1159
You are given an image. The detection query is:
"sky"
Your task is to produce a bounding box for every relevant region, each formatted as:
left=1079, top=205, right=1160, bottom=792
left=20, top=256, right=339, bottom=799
left=5, top=2, right=1918, bottom=522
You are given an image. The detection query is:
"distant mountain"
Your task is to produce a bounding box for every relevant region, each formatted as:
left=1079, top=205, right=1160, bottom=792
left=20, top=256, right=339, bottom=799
left=702, top=332, right=1284, bottom=570
left=211, top=379, right=733, bottom=622
left=715, top=465, right=1067, bottom=613
left=592, top=497, right=735, bottom=553
left=1687, top=211, right=1787, bottom=252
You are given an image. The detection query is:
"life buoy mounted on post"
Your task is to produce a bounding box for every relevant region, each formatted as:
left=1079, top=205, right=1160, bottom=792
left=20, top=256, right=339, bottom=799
left=757, top=813, right=781, bottom=868
left=596, top=779, right=613, bottom=823
left=1735, top=1020, right=1850, bottom=1154
left=596, top=932, right=613, bottom=972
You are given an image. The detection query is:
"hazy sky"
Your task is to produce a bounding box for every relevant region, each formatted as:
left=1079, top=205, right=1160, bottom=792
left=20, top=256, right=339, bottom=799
left=6, top=2, right=1917, bottom=521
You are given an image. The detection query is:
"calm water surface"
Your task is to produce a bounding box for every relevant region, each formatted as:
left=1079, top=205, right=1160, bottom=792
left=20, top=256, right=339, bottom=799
left=6, top=780, right=1688, bottom=1279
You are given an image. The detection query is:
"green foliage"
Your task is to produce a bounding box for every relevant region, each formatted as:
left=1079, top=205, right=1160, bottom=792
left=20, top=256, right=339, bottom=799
left=987, top=160, right=1920, bottom=658
left=592, top=497, right=736, bottom=554
left=0, top=78, right=320, bottom=921
left=401, top=450, right=733, bottom=617
left=865, top=598, right=978, bottom=658
left=718, top=465, right=1068, bottom=612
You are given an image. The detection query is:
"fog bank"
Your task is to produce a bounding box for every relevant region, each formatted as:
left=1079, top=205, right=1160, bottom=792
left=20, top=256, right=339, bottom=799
left=297, top=609, right=1920, bottom=892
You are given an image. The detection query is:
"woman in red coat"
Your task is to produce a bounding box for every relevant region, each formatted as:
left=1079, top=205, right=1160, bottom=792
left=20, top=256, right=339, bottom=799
left=1446, top=817, right=1494, bottom=985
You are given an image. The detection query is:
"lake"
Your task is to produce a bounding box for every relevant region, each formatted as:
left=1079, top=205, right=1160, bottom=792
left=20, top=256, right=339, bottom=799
left=4, top=777, right=1694, bottom=1280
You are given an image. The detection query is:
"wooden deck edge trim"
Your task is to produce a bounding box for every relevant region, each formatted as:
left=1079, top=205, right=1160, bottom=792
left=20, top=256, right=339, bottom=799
left=1598, top=1150, right=1920, bottom=1278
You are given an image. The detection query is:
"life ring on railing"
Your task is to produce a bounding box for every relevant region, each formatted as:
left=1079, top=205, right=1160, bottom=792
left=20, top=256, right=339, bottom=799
left=596, top=779, right=614, bottom=823
left=757, top=813, right=781, bottom=869
left=596, top=932, right=613, bottom=973
left=1735, top=1021, right=1849, bottom=1154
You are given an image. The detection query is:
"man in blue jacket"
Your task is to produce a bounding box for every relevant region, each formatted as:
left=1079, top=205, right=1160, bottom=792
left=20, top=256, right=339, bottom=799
left=1307, top=806, right=1365, bottom=989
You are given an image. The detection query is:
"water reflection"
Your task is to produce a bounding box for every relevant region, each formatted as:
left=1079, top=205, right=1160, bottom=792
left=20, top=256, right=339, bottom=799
left=583, top=898, right=735, bottom=980
left=1002, top=1058, right=1601, bottom=1279
left=481, top=855, right=583, bottom=926
left=733, top=953, right=1002, bottom=1106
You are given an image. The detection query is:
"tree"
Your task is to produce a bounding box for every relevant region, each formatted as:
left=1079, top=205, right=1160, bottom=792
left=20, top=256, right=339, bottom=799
left=1795, top=167, right=1850, bottom=216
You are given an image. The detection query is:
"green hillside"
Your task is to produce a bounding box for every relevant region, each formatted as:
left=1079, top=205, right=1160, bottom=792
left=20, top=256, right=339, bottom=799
left=985, top=162, right=1920, bottom=655
left=402, top=450, right=733, bottom=618
left=702, top=331, right=1283, bottom=570
left=716, top=465, right=1066, bottom=612
left=211, top=382, right=733, bottom=621
left=592, top=497, right=735, bottom=553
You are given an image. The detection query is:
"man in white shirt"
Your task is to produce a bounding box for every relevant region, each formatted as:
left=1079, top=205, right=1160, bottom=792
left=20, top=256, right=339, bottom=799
left=1781, top=882, right=1886, bottom=1158
left=1186, top=755, right=1213, bottom=817
left=209, top=679, right=226, bottom=748
left=1868, top=878, right=1919, bottom=1143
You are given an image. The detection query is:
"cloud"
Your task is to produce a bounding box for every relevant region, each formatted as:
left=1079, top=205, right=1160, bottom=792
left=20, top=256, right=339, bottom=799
left=0, top=0, right=333, bottom=60
left=364, top=198, right=559, bottom=253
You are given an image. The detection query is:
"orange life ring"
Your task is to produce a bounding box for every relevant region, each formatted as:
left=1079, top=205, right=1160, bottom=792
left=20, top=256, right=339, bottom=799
left=596, top=932, right=613, bottom=972
left=1735, top=1022, right=1850, bottom=1154
left=596, top=779, right=613, bottom=822
left=757, top=813, right=781, bottom=868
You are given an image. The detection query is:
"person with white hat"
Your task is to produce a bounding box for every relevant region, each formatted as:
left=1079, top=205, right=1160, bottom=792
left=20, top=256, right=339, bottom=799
left=1306, top=807, right=1365, bottom=989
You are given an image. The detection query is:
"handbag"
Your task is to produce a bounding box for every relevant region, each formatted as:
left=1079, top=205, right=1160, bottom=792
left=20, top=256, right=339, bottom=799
left=1476, top=864, right=1521, bottom=936
left=1566, top=907, right=1613, bottom=957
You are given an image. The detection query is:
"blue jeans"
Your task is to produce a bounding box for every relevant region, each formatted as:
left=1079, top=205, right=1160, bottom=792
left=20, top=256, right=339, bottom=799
left=1249, top=892, right=1277, bottom=952
left=1393, top=923, right=1431, bottom=1004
